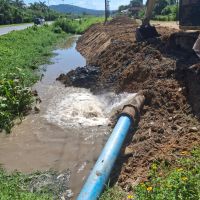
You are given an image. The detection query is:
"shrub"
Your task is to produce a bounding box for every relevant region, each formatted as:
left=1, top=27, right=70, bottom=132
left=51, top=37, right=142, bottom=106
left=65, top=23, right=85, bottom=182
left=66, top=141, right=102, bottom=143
left=153, top=14, right=176, bottom=21
left=52, top=26, right=62, bottom=34
left=53, top=17, right=104, bottom=34
left=0, top=26, right=63, bottom=132
left=134, top=149, right=200, bottom=200
left=161, top=5, right=177, bottom=16
left=0, top=77, right=33, bottom=132
left=100, top=148, right=200, bottom=200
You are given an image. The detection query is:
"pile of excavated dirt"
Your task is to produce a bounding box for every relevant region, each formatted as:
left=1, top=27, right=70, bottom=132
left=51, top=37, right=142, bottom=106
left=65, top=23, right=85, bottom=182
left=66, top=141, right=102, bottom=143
left=57, top=17, right=200, bottom=190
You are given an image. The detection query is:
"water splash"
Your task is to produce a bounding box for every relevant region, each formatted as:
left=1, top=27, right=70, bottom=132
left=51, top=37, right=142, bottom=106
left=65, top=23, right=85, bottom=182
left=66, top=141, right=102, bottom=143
left=45, top=87, right=136, bottom=128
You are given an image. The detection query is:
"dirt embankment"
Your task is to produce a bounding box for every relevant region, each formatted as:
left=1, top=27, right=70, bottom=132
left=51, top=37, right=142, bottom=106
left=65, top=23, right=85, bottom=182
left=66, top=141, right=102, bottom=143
left=58, top=17, right=200, bottom=190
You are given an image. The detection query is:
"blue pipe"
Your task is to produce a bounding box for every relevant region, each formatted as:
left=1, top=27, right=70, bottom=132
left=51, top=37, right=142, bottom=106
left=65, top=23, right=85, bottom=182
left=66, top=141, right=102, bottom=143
left=77, top=115, right=132, bottom=200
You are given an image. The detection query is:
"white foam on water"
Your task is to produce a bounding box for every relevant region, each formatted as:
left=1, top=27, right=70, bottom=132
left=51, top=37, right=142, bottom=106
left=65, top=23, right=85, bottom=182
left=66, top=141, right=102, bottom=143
left=45, top=87, right=136, bottom=128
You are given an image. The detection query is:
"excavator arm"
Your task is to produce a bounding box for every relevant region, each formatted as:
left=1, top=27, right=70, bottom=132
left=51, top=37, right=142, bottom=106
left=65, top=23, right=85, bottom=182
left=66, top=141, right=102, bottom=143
left=136, top=0, right=160, bottom=41
left=135, top=0, right=200, bottom=58
left=193, top=35, right=200, bottom=58
left=143, top=0, right=157, bottom=26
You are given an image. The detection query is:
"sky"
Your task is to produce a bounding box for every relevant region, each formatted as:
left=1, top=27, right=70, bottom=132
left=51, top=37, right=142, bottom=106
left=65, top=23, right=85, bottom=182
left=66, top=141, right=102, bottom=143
left=24, top=0, right=145, bottom=10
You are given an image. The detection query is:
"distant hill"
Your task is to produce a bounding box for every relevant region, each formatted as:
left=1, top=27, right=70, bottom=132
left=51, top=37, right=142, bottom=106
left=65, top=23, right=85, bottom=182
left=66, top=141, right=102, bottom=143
left=50, top=4, right=105, bottom=16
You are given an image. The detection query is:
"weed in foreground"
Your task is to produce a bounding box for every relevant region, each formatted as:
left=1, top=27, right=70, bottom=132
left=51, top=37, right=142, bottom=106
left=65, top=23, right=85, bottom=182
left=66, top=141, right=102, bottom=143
left=0, top=25, right=64, bottom=132
left=0, top=168, right=71, bottom=200
left=101, top=148, right=200, bottom=200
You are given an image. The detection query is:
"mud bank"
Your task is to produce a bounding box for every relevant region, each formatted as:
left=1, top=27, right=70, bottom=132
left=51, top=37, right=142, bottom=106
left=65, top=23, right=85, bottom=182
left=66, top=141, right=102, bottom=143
left=57, top=17, right=200, bottom=190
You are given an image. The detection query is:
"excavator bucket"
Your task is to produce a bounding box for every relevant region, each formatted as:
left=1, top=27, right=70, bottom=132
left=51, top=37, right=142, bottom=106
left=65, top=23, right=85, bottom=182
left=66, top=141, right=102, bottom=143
left=136, top=25, right=160, bottom=42
left=193, top=35, right=200, bottom=58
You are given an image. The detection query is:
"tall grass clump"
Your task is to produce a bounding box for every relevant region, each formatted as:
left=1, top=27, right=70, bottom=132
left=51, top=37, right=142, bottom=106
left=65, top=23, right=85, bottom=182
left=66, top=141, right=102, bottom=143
left=54, top=16, right=104, bottom=34
left=0, top=25, right=64, bottom=132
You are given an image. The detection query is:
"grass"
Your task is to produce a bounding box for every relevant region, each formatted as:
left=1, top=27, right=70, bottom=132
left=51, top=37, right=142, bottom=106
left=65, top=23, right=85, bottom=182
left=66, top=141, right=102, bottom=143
left=101, top=148, right=200, bottom=200
left=0, top=24, right=65, bottom=132
left=0, top=168, right=73, bottom=200
left=134, top=148, right=200, bottom=200
left=0, top=168, right=52, bottom=200
left=100, top=186, right=126, bottom=200
left=153, top=15, right=176, bottom=21
left=53, top=16, right=105, bottom=34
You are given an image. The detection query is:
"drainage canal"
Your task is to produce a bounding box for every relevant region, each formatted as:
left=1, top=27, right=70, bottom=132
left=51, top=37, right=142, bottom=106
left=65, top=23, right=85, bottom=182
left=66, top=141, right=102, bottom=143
left=0, top=36, right=136, bottom=198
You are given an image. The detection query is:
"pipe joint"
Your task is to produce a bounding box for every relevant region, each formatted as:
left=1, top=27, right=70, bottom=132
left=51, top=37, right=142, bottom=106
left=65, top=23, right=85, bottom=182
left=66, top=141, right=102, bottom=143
left=121, top=93, right=145, bottom=122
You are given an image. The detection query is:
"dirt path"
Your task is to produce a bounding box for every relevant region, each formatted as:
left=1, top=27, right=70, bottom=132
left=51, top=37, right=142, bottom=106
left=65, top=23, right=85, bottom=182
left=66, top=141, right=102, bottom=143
left=58, top=16, right=200, bottom=191
left=151, top=20, right=180, bottom=30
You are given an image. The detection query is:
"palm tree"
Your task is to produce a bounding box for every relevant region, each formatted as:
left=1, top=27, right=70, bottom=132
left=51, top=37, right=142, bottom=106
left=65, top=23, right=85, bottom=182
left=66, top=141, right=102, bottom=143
left=11, top=0, right=25, bottom=8
left=0, top=0, right=13, bottom=24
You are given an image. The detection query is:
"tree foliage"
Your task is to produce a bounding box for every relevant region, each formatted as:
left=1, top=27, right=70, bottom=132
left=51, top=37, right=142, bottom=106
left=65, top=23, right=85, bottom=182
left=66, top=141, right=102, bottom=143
left=130, top=0, right=143, bottom=6
left=118, top=5, right=129, bottom=12
left=152, top=0, right=178, bottom=21
left=153, top=0, right=169, bottom=15
left=0, top=0, right=59, bottom=25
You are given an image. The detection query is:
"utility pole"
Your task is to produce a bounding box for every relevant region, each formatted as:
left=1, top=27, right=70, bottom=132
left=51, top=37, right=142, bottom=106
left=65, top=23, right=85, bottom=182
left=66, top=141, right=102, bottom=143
left=105, top=0, right=110, bottom=24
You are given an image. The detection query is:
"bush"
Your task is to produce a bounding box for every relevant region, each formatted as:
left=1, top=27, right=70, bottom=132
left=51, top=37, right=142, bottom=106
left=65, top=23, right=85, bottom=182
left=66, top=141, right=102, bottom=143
left=52, top=26, right=62, bottom=34
left=0, top=26, right=63, bottom=132
left=0, top=77, right=33, bottom=133
left=134, top=149, right=200, bottom=200
left=100, top=148, right=200, bottom=200
left=153, top=14, right=176, bottom=21
left=54, top=18, right=78, bottom=34
left=138, top=8, right=145, bottom=19
left=161, top=5, right=177, bottom=16
left=53, top=17, right=104, bottom=34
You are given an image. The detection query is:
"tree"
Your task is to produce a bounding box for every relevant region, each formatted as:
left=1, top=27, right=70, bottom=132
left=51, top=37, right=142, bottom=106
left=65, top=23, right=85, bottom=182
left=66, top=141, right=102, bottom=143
left=11, top=0, right=25, bottom=8
left=153, top=0, right=168, bottom=15
left=0, top=0, right=59, bottom=25
left=118, top=5, right=129, bottom=12
left=130, top=0, right=143, bottom=7
left=167, top=0, right=176, bottom=5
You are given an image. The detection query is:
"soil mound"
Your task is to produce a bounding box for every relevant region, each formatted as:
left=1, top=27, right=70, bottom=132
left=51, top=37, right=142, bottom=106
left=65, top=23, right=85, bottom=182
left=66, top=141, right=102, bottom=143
left=76, top=16, right=137, bottom=62
left=57, top=17, right=200, bottom=190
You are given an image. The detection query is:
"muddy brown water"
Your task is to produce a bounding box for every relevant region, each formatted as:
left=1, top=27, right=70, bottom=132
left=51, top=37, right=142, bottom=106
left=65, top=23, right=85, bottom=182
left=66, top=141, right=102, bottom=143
left=0, top=36, right=136, bottom=198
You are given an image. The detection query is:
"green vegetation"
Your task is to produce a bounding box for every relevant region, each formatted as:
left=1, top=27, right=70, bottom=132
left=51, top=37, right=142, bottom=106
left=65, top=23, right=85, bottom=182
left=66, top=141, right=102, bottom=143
left=0, top=168, right=52, bottom=199
left=148, top=0, right=177, bottom=21
left=100, top=186, right=126, bottom=200
left=101, top=148, right=200, bottom=200
left=118, top=0, right=143, bottom=17
left=0, top=25, right=64, bottom=132
left=119, top=0, right=177, bottom=21
left=0, top=79, right=33, bottom=132
left=0, top=16, right=105, bottom=132
left=0, top=0, right=59, bottom=25
left=54, top=16, right=104, bottom=34
left=134, top=149, right=200, bottom=200
left=0, top=168, right=72, bottom=200
left=153, top=2, right=178, bottom=21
